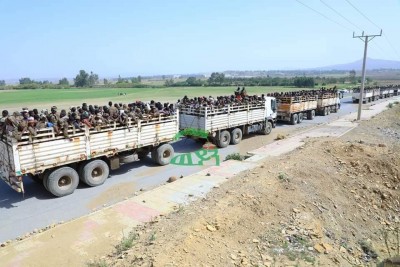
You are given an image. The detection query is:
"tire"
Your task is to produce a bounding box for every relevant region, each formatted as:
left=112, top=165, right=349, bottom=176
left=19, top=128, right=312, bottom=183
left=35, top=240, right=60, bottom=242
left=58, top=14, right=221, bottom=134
left=42, top=170, right=51, bottom=191
left=151, top=149, right=157, bottom=162
left=312, top=110, right=316, bottom=119
left=216, top=130, right=231, bottom=148
left=47, top=167, right=79, bottom=197
left=230, top=128, right=242, bottom=145
left=290, top=114, right=298, bottom=125
left=79, top=160, right=109, bottom=187
left=153, top=144, right=174, bottom=166
left=323, top=107, right=328, bottom=116
left=298, top=113, right=303, bottom=123
left=260, top=121, right=272, bottom=135
left=327, top=107, right=331, bottom=115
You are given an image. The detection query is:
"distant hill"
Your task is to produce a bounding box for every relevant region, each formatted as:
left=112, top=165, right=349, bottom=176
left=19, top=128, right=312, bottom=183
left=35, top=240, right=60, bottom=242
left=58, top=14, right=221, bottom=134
left=315, top=58, right=400, bottom=71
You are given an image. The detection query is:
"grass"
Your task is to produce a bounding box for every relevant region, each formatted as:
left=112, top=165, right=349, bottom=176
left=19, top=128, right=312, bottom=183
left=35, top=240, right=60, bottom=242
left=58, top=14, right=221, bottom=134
left=225, top=153, right=243, bottom=161
left=0, top=84, right=345, bottom=108
left=86, top=259, right=108, bottom=267
left=115, top=232, right=138, bottom=254
left=388, top=103, right=394, bottom=108
left=278, top=172, right=289, bottom=182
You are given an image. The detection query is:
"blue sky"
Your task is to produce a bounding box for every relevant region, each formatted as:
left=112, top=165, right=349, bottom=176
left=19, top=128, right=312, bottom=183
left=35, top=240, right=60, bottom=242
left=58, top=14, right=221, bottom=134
left=1, top=0, right=399, bottom=79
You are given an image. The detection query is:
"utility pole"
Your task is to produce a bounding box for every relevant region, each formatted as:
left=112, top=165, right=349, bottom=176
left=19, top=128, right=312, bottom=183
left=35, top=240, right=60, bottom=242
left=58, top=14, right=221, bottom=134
left=353, top=30, right=382, bottom=121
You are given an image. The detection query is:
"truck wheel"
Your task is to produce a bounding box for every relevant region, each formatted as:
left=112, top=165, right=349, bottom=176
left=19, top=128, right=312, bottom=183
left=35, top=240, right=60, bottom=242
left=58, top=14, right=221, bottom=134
left=42, top=170, right=51, bottom=191
left=80, top=160, right=109, bottom=187
left=307, top=110, right=315, bottom=120
left=261, top=121, right=272, bottom=135
left=298, top=113, right=303, bottom=123
left=327, top=107, right=331, bottom=115
left=153, top=144, right=174, bottom=166
left=290, top=114, right=298, bottom=125
left=47, top=167, right=79, bottom=197
left=216, top=130, right=231, bottom=148
left=323, top=107, right=328, bottom=116
left=230, top=128, right=242, bottom=145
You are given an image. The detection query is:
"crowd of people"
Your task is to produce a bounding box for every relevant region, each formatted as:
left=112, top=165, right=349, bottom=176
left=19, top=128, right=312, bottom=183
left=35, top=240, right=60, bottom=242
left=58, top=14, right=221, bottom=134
left=0, top=87, right=341, bottom=141
left=177, top=87, right=266, bottom=110
left=0, top=101, right=176, bottom=140
left=266, top=87, right=338, bottom=98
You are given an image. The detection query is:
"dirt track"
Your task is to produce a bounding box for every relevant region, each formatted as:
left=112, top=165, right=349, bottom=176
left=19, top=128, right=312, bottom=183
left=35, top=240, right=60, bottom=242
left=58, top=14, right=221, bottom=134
left=91, top=104, right=400, bottom=266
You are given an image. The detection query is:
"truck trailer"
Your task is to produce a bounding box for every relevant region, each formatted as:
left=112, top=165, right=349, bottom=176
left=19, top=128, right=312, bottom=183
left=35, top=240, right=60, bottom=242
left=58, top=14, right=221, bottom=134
left=0, top=114, right=179, bottom=197
left=179, top=97, right=277, bottom=148
left=276, top=95, right=317, bottom=125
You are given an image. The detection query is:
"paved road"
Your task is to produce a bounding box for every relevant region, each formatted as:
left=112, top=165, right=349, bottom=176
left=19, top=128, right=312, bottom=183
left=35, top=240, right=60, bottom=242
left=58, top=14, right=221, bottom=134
left=0, top=95, right=361, bottom=242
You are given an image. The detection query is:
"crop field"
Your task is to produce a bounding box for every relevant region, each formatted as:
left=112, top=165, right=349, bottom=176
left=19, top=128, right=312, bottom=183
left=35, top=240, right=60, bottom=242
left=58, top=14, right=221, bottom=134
left=0, top=84, right=347, bottom=110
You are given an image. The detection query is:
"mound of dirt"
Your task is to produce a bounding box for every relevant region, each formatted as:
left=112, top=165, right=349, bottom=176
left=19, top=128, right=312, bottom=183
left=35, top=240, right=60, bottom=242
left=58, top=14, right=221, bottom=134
left=94, top=105, right=400, bottom=267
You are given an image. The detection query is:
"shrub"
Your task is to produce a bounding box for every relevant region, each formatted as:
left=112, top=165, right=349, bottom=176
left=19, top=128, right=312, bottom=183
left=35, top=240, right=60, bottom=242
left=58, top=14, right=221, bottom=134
left=225, top=153, right=243, bottom=161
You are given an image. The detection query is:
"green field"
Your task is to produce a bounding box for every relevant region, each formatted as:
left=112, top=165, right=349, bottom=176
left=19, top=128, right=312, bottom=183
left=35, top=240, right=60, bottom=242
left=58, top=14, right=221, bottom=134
left=0, top=85, right=345, bottom=110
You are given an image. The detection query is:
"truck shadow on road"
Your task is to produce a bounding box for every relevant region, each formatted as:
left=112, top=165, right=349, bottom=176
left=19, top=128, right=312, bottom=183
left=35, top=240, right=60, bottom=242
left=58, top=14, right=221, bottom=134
left=0, top=178, right=56, bottom=209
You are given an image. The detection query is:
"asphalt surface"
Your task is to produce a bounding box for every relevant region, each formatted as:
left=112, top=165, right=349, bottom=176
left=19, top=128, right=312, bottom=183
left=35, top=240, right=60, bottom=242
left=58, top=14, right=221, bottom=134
left=0, top=94, right=361, bottom=242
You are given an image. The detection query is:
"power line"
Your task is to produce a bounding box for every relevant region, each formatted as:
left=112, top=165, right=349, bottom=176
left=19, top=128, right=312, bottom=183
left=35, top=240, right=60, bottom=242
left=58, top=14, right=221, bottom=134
left=345, top=0, right=400, bottom=60
left=369, top=38, right=388, bottom=58
left=320, top=0, right=363, bottom=31
left=295, top=0, right=353, bottom=32
left=344, top=0, right=381, bottom=30
left=383, top=33, right=400, bottom=60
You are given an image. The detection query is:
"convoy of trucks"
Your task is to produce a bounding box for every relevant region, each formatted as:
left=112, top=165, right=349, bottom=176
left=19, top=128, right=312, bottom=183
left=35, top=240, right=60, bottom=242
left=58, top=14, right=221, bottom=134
left=0, top=86, right=398, bottom=197
left=352, top=85, right=398, bottom=103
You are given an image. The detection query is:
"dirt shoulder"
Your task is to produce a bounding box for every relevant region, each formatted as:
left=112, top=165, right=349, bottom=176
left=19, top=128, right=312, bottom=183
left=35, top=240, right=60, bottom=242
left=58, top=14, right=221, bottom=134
left=92, top=104, right=400, bottom=267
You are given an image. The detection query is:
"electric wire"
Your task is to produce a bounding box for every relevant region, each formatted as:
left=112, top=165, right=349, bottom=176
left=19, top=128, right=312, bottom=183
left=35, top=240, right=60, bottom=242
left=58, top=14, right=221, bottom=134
left=344, top=0, right=400, bottom=60
left=295, top=0, right=353, bottom=32
left=320, top=0, right=363, bottom=31
left=344, top=0, right=381, bottom=30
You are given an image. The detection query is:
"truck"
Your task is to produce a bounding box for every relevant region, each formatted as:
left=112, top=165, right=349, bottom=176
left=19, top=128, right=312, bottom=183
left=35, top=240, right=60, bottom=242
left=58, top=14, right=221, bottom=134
left=352, top=88, right=374, bottom=103
left=0, top=113, right=179, bottom=197
left=380, top=87, right=390, bottom=99
left=316, top=91, right=340, bottom=115
left=276, top=95, right=317, bottom=125
left=179, top=97, right=277, bottom=148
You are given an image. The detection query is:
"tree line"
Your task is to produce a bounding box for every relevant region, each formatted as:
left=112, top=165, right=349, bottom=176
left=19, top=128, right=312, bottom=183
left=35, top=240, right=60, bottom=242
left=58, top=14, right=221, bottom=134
left=0, top=70, right=369, bottom=90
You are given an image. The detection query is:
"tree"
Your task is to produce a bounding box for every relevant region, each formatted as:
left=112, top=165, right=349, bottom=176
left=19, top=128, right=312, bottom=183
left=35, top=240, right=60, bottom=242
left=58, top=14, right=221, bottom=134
left=164, top=79, right=174, bottom=87
left=117, top=75, right=128, bottom=84
left=103, top=78, right=109, bottom=85
left=349, top=69, right=356, bottom=84
left=19, top=77, right=33, bottom=84
left=293, top=77, right=315, bottom=88
left=137, top=75, right=142, bottom=83
left=186, top=77, right=197, bottom=86
left=74, top=70, right=89, bottom=87
left=88, top=71, right=99, bottom=87
left=208, top=72, right=225, bottom=86
left=0, top=80, right=5, bottom=86
left=59, top=78, right=69, bottom=86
